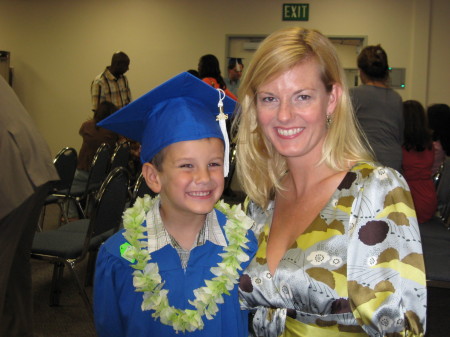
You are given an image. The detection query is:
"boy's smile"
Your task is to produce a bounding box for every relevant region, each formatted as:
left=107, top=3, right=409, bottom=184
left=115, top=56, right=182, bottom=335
left=143, top=138, right=225, bottom=227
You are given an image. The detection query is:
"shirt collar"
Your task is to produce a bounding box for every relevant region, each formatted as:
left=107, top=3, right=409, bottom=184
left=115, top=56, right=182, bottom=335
left=104, top=67, right=122, bottom=81
left=146, top=199, right=227, bottom=254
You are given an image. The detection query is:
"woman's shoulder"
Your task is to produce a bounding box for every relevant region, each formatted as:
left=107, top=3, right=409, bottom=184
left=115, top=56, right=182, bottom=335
left=79, top=118, right=95, bottom=132
left=350, top=161, right=397, bottom=174
left=349, top=161, right=410, bottom=195
left=202, top=77, right=219, bottom=88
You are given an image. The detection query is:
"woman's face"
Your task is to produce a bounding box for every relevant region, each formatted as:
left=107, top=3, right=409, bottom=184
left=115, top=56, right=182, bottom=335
left=256, top=58, right=339, bottom=163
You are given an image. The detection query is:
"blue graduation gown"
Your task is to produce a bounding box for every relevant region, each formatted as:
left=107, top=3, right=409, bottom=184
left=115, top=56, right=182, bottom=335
left=94, top=209, right=257, bottom=337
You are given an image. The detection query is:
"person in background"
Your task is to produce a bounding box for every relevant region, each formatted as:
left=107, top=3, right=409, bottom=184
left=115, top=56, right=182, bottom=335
left=427, top=103, right=450, bottom=175
left=235, top=26, right=426, bottom=336
left=67, top=101, right=119, bottom=219
left=427, top=103, right=450, bottom=219
left=0, top=76, right=59, bottom=336
left=91, top=51, right=132, bottom=112
left=93, top=72, right=257, bottom=337
left=187, top=69, right=200, bottom=78
left=224, top=57, right=244, bottom=97
left=350, top=45, right=404, bottom=172
left=198, top=54, right=237, bottom=101
left=401, top=100, right=437, bottom=223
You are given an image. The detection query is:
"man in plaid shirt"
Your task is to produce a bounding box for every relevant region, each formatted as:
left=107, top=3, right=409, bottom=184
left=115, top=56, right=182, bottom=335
left=91, top=51, right=132, bottom=112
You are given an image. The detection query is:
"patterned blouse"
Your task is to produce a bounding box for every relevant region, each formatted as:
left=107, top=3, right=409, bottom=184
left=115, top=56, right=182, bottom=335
left=239, top=162, right=426, bottom=337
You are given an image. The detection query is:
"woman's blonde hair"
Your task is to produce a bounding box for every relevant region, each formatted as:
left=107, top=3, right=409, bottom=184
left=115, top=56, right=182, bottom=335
left=234, top=27, right=373, bottom=208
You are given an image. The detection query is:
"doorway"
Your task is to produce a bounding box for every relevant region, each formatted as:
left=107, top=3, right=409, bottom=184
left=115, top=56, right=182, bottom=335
left=225, top=35, right=366, bottom=88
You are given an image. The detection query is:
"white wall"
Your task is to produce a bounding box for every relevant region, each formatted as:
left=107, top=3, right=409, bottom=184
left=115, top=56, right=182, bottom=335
left=0, top=0, right=448, bottom=155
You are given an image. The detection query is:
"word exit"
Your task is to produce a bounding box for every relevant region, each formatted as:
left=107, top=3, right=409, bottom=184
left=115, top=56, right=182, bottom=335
left=282, top=4, right=309, bottom=21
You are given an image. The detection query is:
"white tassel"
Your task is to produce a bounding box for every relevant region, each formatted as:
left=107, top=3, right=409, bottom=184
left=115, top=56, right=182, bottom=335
left=216, top=89, right=229, bottom=177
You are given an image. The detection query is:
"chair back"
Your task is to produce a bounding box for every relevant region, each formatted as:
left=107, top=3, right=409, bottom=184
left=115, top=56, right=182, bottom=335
left=433, top=162, right=444, bottom=188
left=436, top=158, right=450, bottom=225
left=52, top=147, right=77, bottom=191
left=85, top=143, right=111, bottom=194
left=88, top=166, right=130, bottom=239
left=109, top=140, right=130, bottom=171
left=131, top=172, right=156, bottom=205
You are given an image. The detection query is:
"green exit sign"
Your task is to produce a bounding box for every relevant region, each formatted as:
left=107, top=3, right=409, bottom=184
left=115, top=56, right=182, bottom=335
left=283, top=3, right=309, bottom=21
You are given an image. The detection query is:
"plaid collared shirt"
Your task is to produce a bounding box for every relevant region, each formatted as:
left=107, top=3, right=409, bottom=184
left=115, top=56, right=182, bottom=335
left=146, top=199, right=227, bottom=269
left=91, top=68, right=131, bottom=111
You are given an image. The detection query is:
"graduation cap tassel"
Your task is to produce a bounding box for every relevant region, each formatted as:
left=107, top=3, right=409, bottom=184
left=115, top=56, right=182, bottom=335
left=216, top=89, right=229, bottom=177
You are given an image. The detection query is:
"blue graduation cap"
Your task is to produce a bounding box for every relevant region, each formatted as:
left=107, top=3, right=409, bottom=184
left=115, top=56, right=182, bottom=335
left=98, top=72, right=236, bottom=175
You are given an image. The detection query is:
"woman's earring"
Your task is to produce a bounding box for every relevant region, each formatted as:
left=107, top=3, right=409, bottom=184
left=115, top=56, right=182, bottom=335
left=326, top=114, right=332, bottom=128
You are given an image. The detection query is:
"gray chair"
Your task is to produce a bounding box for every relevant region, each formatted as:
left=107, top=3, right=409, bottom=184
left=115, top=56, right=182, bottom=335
left=31, top=166, right=130, bottom=315
left=130, top=171, right=156, bottom=206
left=39, top=147, right=78, bottom=229
left=436, top=158, right=450, bottom=225
left=109, top=140, right=130, bottom=172
left=68, top=143, right=111, bottom=218
left=419, top=217, right=450, bottom=289
left=433, top=162, right=444, bottom=188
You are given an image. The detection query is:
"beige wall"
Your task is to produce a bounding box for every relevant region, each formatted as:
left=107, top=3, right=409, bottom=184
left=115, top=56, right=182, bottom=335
left=0, top=0, right=448, bottom=155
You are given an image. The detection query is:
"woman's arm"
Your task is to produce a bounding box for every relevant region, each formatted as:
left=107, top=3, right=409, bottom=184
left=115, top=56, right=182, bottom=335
left=348, top=164, right=426, bottom=336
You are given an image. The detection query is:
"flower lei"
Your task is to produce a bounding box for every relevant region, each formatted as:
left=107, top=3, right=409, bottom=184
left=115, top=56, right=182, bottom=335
left=121, top=195, right=254, bottom=333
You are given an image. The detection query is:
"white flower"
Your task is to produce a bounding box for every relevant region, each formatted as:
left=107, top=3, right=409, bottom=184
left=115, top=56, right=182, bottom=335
left=348, top=217, right=357, bottom=235
left=379, top=315, right=393, bottom=329
left=329, top=256, right=343, bottom=267
left=122, top=195, right=252, bottom=333
left=367, top=256, right=378, bottom=267
left=331, top=198, right=338, bottom=208
left=307, top=251, right=330, bottom=266
left=374, top=167, right=388, bottom=180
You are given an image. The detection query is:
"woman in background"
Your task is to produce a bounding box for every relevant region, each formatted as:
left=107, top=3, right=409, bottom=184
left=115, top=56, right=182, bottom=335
left=198, top=54, right=237, bottom=100
left=427, top=103, right=450, bottom=175
left=402, top=100, right=437, bottom=223
left=350, top=45, right=403, bottom=172
left=427, top=103, right=450, bottom=218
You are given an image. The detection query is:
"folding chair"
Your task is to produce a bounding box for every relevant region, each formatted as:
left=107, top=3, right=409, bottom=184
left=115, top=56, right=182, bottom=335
left=109, top=140, right=130, bottom=172
left=129, top=171, right=156, bottom=206
left=39, top=147, right=77, bottom=229
left=435, top=158, right=450, bottom=225
left=68, top=143, right=111, bottom=218
left=31, top=167, right=130, bottom=315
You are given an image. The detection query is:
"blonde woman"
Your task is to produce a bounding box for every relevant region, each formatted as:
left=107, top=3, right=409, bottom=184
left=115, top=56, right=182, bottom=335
left=236, top=27, right=426, bottom=337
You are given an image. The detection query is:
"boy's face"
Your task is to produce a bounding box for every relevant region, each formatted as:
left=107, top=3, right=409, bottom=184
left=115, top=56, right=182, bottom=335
left=143, top=138, right=225, bottom=220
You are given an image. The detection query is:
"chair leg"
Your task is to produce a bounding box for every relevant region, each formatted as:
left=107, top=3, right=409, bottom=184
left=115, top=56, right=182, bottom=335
left=58, top=199, right=69, bottom=225
left=75, top=197, right=87, bottom=219
left=66, top=260, right=93, bottom=319
left=50, top=262, right=64, bottom=306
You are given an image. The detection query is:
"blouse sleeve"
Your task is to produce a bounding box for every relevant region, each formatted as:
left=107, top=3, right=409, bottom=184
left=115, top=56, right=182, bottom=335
left=347, top=164, right=426, bottom=336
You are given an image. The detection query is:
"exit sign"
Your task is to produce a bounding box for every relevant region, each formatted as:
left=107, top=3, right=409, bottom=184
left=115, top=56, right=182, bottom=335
left=283, top=4, right=309, bottom=21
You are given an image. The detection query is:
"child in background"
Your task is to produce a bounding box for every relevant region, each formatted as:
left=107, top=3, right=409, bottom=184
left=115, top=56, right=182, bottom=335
left=93, top=72, right=257, bottom=337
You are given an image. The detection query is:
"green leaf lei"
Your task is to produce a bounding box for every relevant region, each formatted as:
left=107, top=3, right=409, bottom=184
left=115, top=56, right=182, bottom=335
left=121, top=195, right=254, bottom=333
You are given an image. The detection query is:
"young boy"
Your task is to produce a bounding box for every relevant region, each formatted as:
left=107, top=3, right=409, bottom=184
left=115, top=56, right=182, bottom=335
left=93, top=72, right=257, bottom=337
